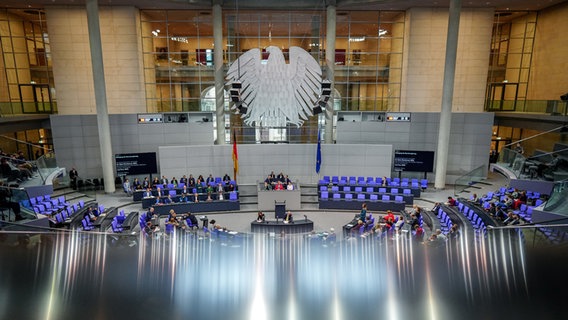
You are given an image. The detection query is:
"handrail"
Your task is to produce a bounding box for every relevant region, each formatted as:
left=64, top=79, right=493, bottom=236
left=503, top=125, right=566, bottom=148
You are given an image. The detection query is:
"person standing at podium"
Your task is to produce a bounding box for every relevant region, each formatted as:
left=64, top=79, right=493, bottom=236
left=359, top=203, right=367, bottom=221
left=284, top=211, right=293, bottom=223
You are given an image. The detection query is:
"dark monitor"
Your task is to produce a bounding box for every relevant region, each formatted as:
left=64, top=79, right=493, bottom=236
left=275, top=201, right=286, bottom=219
left=393, top=150, right=435, bottom=172
left=115, top=152, right=158, bottom=176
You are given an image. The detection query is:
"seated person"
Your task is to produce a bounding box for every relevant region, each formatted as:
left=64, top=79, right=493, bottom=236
left=171, top=177, right=178, bottom=187
left=446, top=196, right=456, bottom=206
left=217, top=183, right=225, bottom=200
left=188, top=174, right=196, bottom=188
left=145, top=207, right=156, bottom=224
left=277, top=172, right=285, bottom=183
left=142, top=177, right=150, bottom=189
left=274, top=181, right=285, bottom=190
left=132, top=178, right=141, bottom=190
left=155, top=196, right=163, bottom=205
left=151, top=177, right=160, bottom=188
left=206, top=174, right=215, bottom=185
left=350, top=219, right=365, bottom=235
left=179, top=190, right=189, bottom=202
left=414, top=224, right=425, bottom=242
left=286, top=181, right=294, bottom=190
left=155, top=187, right=164, bottom=198
left=186, top=212, right=199, bottom=229
left=193, top=191, right=199, bottom=203
left=143, top=188, right=153, bottom=198
left=143, top=221, right=158, bottom=236
left=256, top=211, right=266, bottom=222
left=283, top=211, right=293, bottom=223
left=264, top=175, right=273, bottom=190
left=394, top=216, right=405, bottom=231
left=123, top=179, right=133, bottom=196
left=223, top=173, right=231, bottom=184
left=163, top=194, right=173, bottom=204
left=84, top=207, right=97, bottom=222
left=180, top=175, right=188, bottom=185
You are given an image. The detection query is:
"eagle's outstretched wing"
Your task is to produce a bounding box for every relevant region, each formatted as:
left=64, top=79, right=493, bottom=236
left=288, top=46, right=322, bottom=120
left=226, top=48, right=262, bottom=115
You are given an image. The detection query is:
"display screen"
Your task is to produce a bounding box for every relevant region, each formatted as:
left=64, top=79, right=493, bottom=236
left=115, top=152, right=158, bottom=176
left=393, top=150, right=435, bottom=172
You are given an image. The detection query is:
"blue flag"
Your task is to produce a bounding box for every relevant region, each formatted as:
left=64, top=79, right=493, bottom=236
left=316, top=128, right=322, bottom=174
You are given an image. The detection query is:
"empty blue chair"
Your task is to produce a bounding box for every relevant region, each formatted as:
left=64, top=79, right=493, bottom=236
left=366, top=177, right=374, bottom=184
left=366, top=187, right=374, bottom=193
left=321, top=191, right=329, bottom=200
left=395, top=195, right=404, bottom=202
left=323, top=176, right=330, bottom=182
left=331, top=186, right=339, bottom=192
left=411, top=181, right=419, bottom=188
left=111, top=219, right=124, bottom=233
left=370, top=194, right=378, bottom=201
left=229, top=191, right=238, bottom=201
left=345, top=193, right=353, bottom=201
left=386, top=177, right=392, bottom=186
left=391, top=188, right=399, bottom=194
left=58, top=196, right=70, bottom=207
left=375, top=177, right=383, bottom=185
left=333, top=193, right=341, bottom=200
left=167, top=183, right=174, bottom=189
left=169, top=190, right=177, bottom=197
left=82, top=219, right=94, bottom=231
left=535, top=199, right=544, bottom=207
left=320, top=186, right=328, bottom=192
left=378, top=188, right=387, bottom=194
left=381, top=195, right=390, bottom=201
left=165, top=223, right=175, bottom=235
left=357, top=176, right=365, bottom=185
left=338, top=178, right=347, bottom=186
left=178, top=182, right=185, bottom=188
left=420, top=179, right=428, bottom=189
left=401, top=178, right=409, bottom=187
left=357, top=193, right=366, bottom=200
left=343, top=186, right=351, bottom=192
left=355, top=186, right=363, bottom=193
left=331, top=176, right=339, bottom=184
left=403, top=189, right=411, bottom=195
left=391, top=178, right=400, bottom=186
left=79, top=200, right=85, bottom=208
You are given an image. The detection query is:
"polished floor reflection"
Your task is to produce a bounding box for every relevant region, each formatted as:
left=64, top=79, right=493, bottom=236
left=0, top=229, right=566, bottom=320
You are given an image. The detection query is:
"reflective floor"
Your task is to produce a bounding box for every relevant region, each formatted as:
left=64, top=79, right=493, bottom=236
left=1, top=229, right=566, bottom=320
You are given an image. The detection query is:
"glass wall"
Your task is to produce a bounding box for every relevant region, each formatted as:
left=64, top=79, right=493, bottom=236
left=140, top=9, right=404, bottom=143
left=0, top=9, right=55, bottom=116
left=486, top=11, right=537, bottom=112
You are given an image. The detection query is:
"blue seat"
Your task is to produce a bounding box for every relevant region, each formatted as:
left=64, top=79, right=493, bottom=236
left=420, top=179, right=428, bottom=189
left=378, top=188, right=386, bottom=193
left=167, top=183, right=174, bottom=189
left=403, top=189, right=411, bottom=195
left=323, top=176, right=330, bottom=182
left=333, top=193, right=341, bottom=200
left=357, top=176, right=365, bottom=185
left=178, top=182, right=185, bottom=189
left=370, top=194, right=378, bottom=201
left=82, top=219, right=94, bottom=231
left=169, top=190, right=177, bottom=197
left=111, top=219, right=124, bottom=233
left=395, top=195, right=403, bottom=202
left=357, top=193, right=366, bottom=201
left=354, top=186, right=363, bottom=193
left=366, top=187, right=374, bottom=193
left=321, top=191, right=329, bottom=200
left=343, top=186, right=351, bottom=192
left=391, top=188, right=399, bottom=194
left=229, top=191, right=238, bottom=201
left=165, top=223, right=175, bottom=235
left=331, top=176, right=339, bottom=184
left=411, top=181, right=419, bottom=188
left=391, top=178, right=400, bottom=186
left=345, top=193, right=353, bottom=201
left=320, top=186, right=328, bottom=192
left=381, top=195, right=390, bottom=201
left=331, top=186, right=339, bottom=192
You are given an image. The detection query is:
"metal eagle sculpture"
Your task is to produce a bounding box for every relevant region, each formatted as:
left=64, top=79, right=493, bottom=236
left=226, top=46, right=323, bottom=127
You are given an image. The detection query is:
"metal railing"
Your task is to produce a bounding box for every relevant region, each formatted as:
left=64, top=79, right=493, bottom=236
left=454, top=164, right=488, bottom=195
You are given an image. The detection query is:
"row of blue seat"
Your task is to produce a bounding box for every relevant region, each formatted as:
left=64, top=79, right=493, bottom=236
left=143, top=180, right=237, bottom=191
left=320, top=176, right=428, bottom=188
left=321, top=191, right=405, bottom=202
left=321, top=185, right=414, bottom=195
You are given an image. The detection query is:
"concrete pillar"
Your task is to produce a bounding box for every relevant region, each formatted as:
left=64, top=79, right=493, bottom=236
left=324, top=3, right=336, bottom=144
left=213, top=2, right=225, bottom=145
left=434, top=0, right=462, bottom=189
left=85, top=0, right=115, bottom=193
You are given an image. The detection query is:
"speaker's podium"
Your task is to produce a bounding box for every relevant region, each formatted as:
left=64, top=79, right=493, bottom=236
left=275, top=200, right=286, bottom=220
left=251, top=200, right=314, bottom=234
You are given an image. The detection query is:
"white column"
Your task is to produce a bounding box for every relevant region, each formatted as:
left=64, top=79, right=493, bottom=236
left=434, top=0, right=462, bottom=189
left=85, top=0, right=115, bottom=193
left=325, top=3, right=336, bottom=144
left=213, top=2, right=225, bottom=145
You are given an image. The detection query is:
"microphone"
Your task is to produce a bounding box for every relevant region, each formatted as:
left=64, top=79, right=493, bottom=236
left=304, top=214, right=308, bottom=222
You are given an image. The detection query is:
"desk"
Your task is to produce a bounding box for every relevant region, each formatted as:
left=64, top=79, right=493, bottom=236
left=142, top=193, right=232, bottom=209
left=258, top=189, right=301, bottom=211
left=342, top=218, right=359, bottom=237
left=250, top=219, right=314, bottom=234
left=319, top=199, right=405, bottom=212
left=151, top=200, right=240, bottom=216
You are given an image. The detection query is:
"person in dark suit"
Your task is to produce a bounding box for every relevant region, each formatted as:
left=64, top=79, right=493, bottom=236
left=188, top=174, right=196, bottom=188
left=143, top=188, right=153, bottom=198
left=142, top=177, right=150, bottom=189
left=206, top=174, right=214, bottom=185
left=160, top=175, right=169, bottom=186
left=69, top=167, right=78, bottom=190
